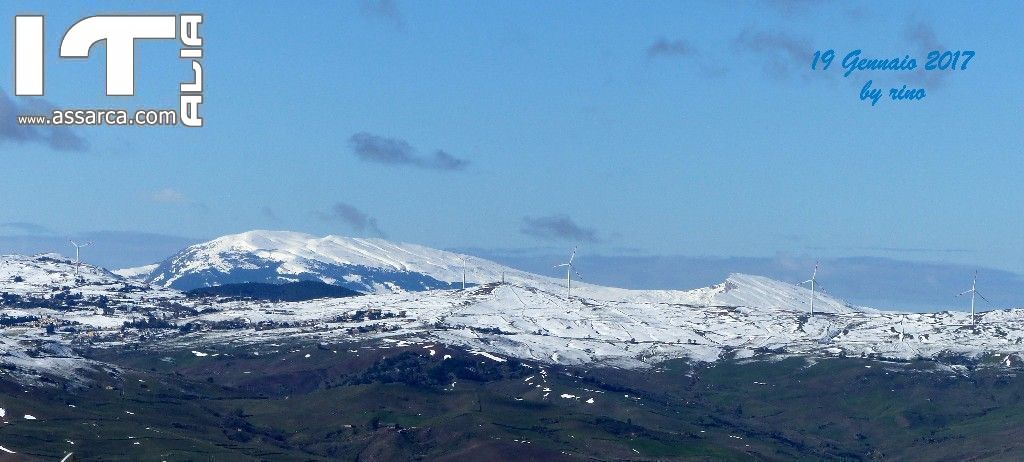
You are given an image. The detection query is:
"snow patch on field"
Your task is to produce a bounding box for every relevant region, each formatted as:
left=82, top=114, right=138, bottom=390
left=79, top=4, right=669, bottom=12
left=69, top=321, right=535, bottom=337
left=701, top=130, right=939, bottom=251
left=470, top=350, right=506, bottom=362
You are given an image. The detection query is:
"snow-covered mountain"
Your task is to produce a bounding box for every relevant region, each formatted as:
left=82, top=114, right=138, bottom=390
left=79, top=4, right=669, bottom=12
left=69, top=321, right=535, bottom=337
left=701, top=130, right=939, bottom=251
left=127, top=231, right=868, bottom=314
left=137, top=230, right=548, bottom=293
left=4, top=234, right=1022, bottom=389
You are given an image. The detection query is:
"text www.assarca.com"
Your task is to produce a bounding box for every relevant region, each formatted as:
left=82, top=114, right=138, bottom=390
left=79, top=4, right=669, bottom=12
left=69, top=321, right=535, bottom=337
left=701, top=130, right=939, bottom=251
left=16, top=108, right=179, bottom=126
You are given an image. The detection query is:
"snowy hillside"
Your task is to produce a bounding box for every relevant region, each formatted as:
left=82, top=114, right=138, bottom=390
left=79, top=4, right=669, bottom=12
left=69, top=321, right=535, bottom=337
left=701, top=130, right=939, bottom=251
left=113, top=263, right=158, bottom=280
left=2, top=237, right=1022, bottom=388
left=160, top=280, right=1019, bottom=369
left=0, top=254, right=178, bottom=300
left=140, top=230, right=552, bottom=293
left=2, top=253, right=122, bottom=294
left=0, top=254, right=175, bottom=386
left=703, top=273, right=868, bottom=314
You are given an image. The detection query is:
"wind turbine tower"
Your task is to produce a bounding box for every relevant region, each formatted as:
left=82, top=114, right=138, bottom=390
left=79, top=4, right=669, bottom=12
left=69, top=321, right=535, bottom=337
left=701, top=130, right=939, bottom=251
left=799, top=262, right=820, bottom=316
left=957, top=271, right=989, bottom=326
left=459, top=256, right=467, bottom=290
left=554, top=246, right=581, bottom=299
left=69, top=240, right=91, bottom=275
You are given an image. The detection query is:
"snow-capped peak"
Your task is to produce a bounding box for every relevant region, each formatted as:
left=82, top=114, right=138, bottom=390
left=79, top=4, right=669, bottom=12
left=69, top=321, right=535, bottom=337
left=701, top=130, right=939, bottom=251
left=143, top=230, right=543, bottom=293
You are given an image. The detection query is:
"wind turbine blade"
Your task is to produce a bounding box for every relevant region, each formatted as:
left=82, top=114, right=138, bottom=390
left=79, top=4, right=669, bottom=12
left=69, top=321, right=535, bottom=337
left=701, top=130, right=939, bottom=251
left=799, top=279, right=812, bottom=285
left=976, top=291, right=991, bottom=304
left=569, top=246, right=577, bottom=264
left=956, top=289, right=973, bottom=297
left=573, top=269, right=582, bottom=279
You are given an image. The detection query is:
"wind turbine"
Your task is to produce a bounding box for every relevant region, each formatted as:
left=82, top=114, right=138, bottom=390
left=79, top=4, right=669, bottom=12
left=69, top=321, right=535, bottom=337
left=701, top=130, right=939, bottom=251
left=459, top=256, right=467, bottom=290
left=799, top=261, right=820, bottom=316
left=69, top=240, right=91, bottom=275
left=957, top=271, right=989, bottom=326
left=554, top=246, right=581, bottom=299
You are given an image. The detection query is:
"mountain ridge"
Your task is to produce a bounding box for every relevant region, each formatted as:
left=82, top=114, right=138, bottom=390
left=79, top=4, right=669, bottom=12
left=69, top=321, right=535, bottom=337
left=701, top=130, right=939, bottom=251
left=5, top=231, right=1019, bottom=390
left=124, top=230, right=866, bottom=314
left=140, top=230, right=543, bottom=293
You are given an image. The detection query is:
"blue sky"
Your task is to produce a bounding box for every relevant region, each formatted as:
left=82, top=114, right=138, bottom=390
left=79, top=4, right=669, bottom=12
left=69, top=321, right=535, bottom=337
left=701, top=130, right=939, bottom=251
left=1, top=1, right=1022, bottom=308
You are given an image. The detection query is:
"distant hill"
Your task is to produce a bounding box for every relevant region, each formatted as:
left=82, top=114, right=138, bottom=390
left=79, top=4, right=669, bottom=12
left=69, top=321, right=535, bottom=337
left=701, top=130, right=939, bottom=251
left=186, top=280, right=362, bottom=302
left=140, top=230, right=538, bottom=293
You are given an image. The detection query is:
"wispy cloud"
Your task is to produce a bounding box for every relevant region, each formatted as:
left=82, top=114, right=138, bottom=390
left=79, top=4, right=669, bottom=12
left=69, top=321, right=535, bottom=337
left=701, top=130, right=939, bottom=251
left=0, top=88, right=88, bottom=152
left=903, top=21, right=948, bottom=88
left=520, top=215, right=598, bottom=243
left=645, top=38, right=728, bottom=77
left=360, top=0, right=403, bottom=27
left=904, top=21, right=942, bottom=59
left=150, top=187, right=189, bottom=204
left=349, top=132, right=469, bottom=171
left=147, top=188, right=208, bottom=212
left=758, top=1, right=869, bottom=21
left=261, top=206, right=281, bottom=222
left=759, top=0, right=830, bottom=17
left=732, top=28, right=811, bottom=79
left=317, top=202, right=386, bottom=237
left=647, top=38, right=695, bottom=58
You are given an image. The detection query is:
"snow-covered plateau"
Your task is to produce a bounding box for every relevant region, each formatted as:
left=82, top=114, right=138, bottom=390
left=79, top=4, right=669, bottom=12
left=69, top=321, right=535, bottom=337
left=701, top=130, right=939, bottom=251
left=2, top=230, right=1023, bottom=387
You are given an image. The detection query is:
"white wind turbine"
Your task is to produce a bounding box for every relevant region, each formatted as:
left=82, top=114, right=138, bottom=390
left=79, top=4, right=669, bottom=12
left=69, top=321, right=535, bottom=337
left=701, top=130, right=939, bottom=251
left=957, top=271, right=989, bottom=326
left=459, top=256, right=468, bottom=290
left=69, top=240, right=91, bottom=275
left=554, top=246, right=581, bottom=299
left=799, top=261, right=820, bottom=316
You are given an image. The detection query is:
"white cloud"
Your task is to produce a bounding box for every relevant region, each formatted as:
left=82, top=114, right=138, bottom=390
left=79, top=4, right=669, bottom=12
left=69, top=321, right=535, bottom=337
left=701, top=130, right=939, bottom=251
left=151, top=187, right=188, bottom=204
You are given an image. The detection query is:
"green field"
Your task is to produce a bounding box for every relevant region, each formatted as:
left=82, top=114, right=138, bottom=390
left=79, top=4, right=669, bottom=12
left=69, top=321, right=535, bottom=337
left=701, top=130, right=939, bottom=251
left=1, top=341, right=1022, bottom=461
